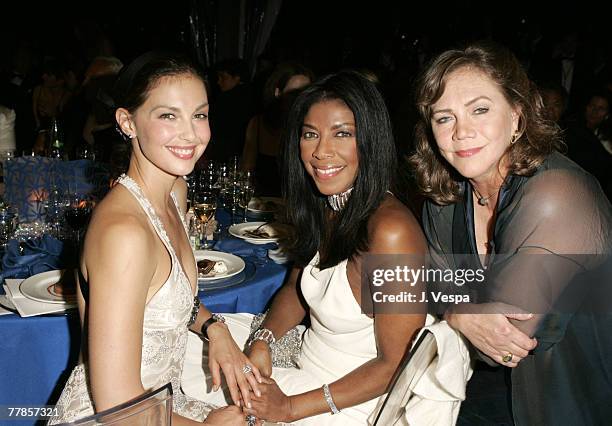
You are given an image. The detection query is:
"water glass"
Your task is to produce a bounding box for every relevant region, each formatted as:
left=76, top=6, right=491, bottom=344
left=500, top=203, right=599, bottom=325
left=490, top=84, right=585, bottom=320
left=240, top=172, right=255, bottom=222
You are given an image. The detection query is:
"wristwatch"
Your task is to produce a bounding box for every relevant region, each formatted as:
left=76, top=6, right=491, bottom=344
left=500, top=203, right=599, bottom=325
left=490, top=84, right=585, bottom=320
left=248, top=328, right=276, bottom=347
left=200, top=314, right=226, bottom=341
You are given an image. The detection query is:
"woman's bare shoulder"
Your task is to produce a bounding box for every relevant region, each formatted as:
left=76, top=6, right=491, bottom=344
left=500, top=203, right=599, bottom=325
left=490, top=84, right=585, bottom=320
left=85, top=186, right=155, bottom=259
left=367, top=195, right=427, bottom=255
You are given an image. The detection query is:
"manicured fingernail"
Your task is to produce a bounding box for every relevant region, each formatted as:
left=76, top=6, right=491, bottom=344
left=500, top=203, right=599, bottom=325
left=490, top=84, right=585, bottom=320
left=237, top=401, right=241, bottom=407
left=257, top=378, right=262, bottom=383
left=256, top=391, right=261, bottom=397
left=247, top=402, right=252, bottom=409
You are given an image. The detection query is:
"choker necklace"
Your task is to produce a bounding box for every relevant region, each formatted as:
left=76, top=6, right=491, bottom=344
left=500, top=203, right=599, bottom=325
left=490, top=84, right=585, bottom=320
left=328, top=187, right=353, bottom=211
left=471, top=184, right=501, bottom=206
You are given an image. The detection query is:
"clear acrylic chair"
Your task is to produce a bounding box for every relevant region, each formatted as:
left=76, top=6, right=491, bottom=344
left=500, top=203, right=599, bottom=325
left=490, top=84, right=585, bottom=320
left=372, top=330, right=437, bottom=426
left=57, top=382, right=173, bottom=425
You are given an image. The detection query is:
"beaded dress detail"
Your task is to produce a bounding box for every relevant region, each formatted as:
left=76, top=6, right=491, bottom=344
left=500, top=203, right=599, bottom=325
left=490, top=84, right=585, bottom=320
left=49, top=174, right=214, bottom=423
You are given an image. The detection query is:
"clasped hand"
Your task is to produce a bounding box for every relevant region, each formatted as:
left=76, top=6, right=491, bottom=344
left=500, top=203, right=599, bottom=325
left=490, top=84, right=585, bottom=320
left=207, top=323, right=263, bottom=409
left=241, top=341, right=294, bottom=422
left=444, top=302, right=538, bottom=367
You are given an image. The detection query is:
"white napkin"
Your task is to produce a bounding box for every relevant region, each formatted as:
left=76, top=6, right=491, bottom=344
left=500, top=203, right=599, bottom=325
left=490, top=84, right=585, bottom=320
left=0, top=294, right=15, bottom=315
left=4, top=279, right=76, bottom=317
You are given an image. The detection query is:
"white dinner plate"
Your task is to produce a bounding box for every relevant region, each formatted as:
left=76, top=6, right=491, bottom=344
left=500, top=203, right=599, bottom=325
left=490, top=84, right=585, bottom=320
left=194, top=250, right=246, bottom=281
left=247, top=197, right=285, bottom=213
left=228, top=222, right=291, bottom=245
left=19, top=270, right=77, bottom=305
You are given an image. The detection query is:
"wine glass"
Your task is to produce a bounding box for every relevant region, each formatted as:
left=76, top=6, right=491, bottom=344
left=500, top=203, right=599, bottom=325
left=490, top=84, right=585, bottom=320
left=239, top=172, right=255, bottom=222
left=192, top=191, right=217, bottom=249
left=64, top=194, right=93, bottom=249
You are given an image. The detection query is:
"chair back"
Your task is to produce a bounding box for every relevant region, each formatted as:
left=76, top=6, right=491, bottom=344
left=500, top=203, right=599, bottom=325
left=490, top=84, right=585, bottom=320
left=58, top=382, right=173, bottom=425
left=372, top=330, right=437, bottom=426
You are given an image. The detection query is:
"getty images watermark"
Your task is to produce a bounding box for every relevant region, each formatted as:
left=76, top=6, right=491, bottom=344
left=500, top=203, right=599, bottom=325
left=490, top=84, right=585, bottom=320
left=371, top=264, right=485, bottom=304
left=359, top=253, right=612, bottom=315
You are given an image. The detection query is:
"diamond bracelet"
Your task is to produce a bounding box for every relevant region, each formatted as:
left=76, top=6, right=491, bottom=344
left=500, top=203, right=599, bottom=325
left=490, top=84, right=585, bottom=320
left=322, top=383, right=340, bottom=414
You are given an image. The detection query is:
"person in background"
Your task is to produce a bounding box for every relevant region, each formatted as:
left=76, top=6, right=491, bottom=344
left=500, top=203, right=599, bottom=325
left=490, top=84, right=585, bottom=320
left=538, top=81, right=569, bottom=127
left=32, top=58, right=71, bottom=131
left=182, top=70, right=426, bottom=425
left=31, top=58, right=73, bottom=154
left=410, top=40, right=612, bottom=425
left=206, top=58, right=256, bottom=162
left=48, top=51, right=256, bottom=425
left=241, top=62, right=314, bottom=195
left=565, top=88, right=612, bottom=199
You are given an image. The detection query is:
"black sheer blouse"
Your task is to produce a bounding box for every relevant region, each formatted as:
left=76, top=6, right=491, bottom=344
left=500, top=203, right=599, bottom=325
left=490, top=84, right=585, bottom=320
left=422, top=152, right=612, bottom=425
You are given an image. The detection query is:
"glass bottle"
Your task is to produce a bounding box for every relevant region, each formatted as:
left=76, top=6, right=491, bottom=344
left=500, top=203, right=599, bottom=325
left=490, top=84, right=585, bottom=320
left=47, top=118, right=65, bottom=160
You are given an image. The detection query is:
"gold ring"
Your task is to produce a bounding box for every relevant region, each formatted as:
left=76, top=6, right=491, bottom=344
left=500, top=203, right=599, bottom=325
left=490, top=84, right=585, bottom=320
left=502, top=352, right=513, bottom=363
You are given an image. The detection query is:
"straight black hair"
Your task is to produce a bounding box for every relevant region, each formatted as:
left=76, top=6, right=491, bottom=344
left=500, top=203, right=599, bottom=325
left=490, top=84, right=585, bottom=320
left=281, top=70, right=397, bottom=268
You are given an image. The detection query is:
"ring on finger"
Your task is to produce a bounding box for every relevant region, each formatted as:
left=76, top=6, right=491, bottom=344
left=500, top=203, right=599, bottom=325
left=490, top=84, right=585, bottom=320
left=246, top=414, right=257, bottom=426
left=502, top=352, right=513, bottom=363
left=242, top=364, right=253, bottom=375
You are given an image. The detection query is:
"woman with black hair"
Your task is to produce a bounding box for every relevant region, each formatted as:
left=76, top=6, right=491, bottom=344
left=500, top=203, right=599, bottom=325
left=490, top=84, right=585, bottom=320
left=183, top=70, right=426, bottom=424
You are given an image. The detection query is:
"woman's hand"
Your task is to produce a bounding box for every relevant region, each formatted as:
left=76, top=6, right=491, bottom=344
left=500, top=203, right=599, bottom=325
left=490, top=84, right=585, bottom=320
left=444, top=302, right=538, bottom=367
left=244, top=377, right=294, bottom=423
left=244, top=340, right=273, bottom=378
left=207, top=323, right=263, bottom=409
left=203, top=405, right=246, bottom=425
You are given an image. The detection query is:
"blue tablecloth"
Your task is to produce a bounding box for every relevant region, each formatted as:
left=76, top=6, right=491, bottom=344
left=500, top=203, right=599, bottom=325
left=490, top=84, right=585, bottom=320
left=0, top=222, right=289, bottom=424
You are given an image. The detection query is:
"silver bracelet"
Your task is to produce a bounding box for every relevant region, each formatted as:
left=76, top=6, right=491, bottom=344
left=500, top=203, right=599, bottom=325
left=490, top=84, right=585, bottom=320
left=248, top=328, right=276, bottom=347
left=187, top=297, right=200, bottom=327
left=322, top=383, right=340, bottom=415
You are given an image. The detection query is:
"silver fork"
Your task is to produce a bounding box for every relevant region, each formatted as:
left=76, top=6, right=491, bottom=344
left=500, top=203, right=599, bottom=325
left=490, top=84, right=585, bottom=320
left=243, top=222, right=270, bottom=237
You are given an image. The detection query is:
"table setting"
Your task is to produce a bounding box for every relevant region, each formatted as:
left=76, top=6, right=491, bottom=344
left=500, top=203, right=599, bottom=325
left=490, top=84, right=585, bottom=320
left=0, top=158, right=293, bottom=420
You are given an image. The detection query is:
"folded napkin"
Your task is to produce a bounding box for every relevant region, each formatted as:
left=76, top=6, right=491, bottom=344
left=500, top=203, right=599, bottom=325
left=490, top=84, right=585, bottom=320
left=4, top=279, right=76, bottom=317
left=0, top=235, right=69, bottom=282
left=0, top=294, right=15, bottom=315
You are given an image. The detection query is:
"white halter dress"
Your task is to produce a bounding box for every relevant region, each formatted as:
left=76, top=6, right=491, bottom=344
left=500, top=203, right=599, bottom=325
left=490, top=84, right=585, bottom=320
left=49, top=174, right=214, bottom=423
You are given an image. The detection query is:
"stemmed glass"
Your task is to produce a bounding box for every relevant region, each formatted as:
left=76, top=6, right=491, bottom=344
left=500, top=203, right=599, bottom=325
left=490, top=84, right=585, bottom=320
left=239, top=172, right=255, bottom=222
left=63, top=194, right=94, bottom=249
left=192, top=191, right=217, bottom=249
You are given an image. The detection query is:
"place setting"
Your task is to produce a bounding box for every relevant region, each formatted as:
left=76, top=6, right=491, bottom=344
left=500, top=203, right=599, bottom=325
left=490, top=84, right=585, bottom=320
left=228, top=221, right=292, bottom=245
left=194, top=250, right=256, bottom=292
left=2, top=269, right=77, bottom=317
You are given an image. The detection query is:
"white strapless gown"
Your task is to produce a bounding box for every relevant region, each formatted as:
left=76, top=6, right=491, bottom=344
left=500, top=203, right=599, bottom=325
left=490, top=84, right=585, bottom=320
left=182, top=253, right=382, bottom=425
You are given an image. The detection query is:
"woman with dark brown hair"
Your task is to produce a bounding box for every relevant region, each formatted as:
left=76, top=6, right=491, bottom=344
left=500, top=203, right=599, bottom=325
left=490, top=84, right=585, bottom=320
left=410, top=40, right=612, bottom=425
